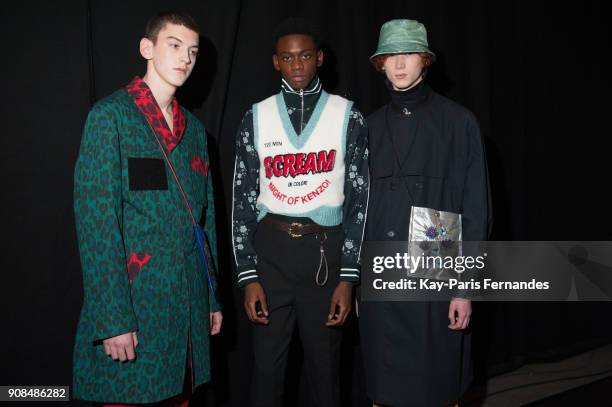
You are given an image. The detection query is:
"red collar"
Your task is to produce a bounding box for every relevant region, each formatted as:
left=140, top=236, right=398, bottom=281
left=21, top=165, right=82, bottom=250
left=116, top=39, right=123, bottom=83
left=125, top=77, right=186, bottom=152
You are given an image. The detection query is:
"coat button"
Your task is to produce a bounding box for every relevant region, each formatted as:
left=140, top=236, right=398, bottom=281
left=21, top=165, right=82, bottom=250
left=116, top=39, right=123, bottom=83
left=387, top=230, right=395, bottom=237
left=389, top=182, right=397, bottom=191
left=415, top=182, right=423, bottom=189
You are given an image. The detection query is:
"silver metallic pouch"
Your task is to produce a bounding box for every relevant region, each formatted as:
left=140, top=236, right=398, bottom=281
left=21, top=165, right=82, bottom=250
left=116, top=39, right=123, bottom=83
left=407, top=206, right=462, bottom=280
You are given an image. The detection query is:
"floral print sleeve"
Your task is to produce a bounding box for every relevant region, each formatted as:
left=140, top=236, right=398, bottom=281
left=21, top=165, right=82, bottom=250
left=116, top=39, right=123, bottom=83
left=232, top=109, right=261, bottom=287
left=340, top=108, right=369, bottom=283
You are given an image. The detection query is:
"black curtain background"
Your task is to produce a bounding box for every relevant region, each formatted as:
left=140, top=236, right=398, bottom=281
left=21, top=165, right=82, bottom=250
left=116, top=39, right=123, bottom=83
left=2, top=1, right=612, bottom=406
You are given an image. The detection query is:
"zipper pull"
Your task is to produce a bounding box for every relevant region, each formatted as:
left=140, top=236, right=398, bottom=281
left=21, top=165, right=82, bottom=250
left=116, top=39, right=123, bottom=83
left=300, top=89, right=304, bottom=134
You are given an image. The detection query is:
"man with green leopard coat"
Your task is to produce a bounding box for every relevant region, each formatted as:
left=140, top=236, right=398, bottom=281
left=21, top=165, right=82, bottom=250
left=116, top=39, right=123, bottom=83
left=72, top=12, right=222, bottom=405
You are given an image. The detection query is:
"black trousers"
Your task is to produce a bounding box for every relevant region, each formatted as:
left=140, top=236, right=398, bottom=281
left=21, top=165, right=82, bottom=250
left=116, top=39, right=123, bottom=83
left=251, top=215, right=343, bottom=407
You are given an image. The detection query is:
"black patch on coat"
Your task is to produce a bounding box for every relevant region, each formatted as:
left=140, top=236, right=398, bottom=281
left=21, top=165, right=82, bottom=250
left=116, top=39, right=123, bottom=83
left=128, top=157, right=168, bottom=190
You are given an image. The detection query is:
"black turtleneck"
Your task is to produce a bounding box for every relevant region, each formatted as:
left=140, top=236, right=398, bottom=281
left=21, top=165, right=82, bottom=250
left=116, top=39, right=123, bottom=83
left=383, top=79, right=432, bottom=173
left=386, top=78, right=429, bottom=116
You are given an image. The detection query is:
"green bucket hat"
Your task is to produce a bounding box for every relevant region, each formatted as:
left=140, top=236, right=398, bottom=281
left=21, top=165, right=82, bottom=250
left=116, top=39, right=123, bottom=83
left=370, top=19, right=436, bottom=61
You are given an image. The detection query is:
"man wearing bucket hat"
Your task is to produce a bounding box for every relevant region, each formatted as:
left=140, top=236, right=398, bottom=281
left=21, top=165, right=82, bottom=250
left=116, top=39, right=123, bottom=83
left=369, top=19, right=436, bottom=88
left=359, top=19, right=492, bottom=407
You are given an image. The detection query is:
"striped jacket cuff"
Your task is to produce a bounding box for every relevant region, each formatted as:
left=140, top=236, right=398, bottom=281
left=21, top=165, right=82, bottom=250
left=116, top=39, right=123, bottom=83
left=339, top=266, right=360, bottom=284
left=236, top=268, right=259, bottom=288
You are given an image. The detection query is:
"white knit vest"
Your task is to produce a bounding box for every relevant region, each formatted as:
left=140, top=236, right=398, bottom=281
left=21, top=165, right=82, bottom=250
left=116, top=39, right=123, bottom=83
left=253, top=91, right=352, bottom=226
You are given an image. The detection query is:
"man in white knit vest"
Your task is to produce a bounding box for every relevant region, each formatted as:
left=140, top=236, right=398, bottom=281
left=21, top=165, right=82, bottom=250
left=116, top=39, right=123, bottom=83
left=232, top=18, right=369, bottom=407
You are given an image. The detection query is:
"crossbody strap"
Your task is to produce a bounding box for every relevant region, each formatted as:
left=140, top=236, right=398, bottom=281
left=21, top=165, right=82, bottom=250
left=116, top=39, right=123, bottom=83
left=143, top=119, right=198, bottom=226
left=139, top=108, right=219, bottom=303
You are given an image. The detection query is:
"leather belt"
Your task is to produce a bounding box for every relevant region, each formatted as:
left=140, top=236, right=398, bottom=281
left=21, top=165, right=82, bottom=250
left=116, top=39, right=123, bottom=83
left=262, top=216, right=324, bottom=238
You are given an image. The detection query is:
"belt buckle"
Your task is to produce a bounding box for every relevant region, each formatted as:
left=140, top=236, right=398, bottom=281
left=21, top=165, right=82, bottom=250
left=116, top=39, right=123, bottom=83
left=288, top=222, right=303, bottom=237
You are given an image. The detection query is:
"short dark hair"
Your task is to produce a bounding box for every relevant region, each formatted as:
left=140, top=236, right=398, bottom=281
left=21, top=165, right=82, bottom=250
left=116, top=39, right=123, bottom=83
left=272, top=17, right=321, bottom=52
left=144, top=11, right=200, bottom=43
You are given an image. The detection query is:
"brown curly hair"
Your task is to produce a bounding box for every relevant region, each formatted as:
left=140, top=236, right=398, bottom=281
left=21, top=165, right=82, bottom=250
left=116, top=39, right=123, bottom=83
left=371, top=52, right=433, bottom=72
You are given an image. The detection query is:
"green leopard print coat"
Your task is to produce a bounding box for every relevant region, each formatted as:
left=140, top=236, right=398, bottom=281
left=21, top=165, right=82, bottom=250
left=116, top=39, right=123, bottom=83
left=72, top=89, right=219, bottom=403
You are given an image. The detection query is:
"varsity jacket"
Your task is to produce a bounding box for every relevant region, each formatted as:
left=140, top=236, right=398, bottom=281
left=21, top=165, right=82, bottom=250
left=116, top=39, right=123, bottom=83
left=232, top=76, right=369, bottom=287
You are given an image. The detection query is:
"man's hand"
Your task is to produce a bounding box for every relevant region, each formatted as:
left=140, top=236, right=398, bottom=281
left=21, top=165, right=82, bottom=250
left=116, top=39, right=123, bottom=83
left=209, top=311, right=223, bottom=335
left=244, top=282, right=269, bottom=324
left=326, top=281, right=353, bottom=326
left=448, top=298, right=472, bottom=330
left=103, top=331, right=138, bottom=362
